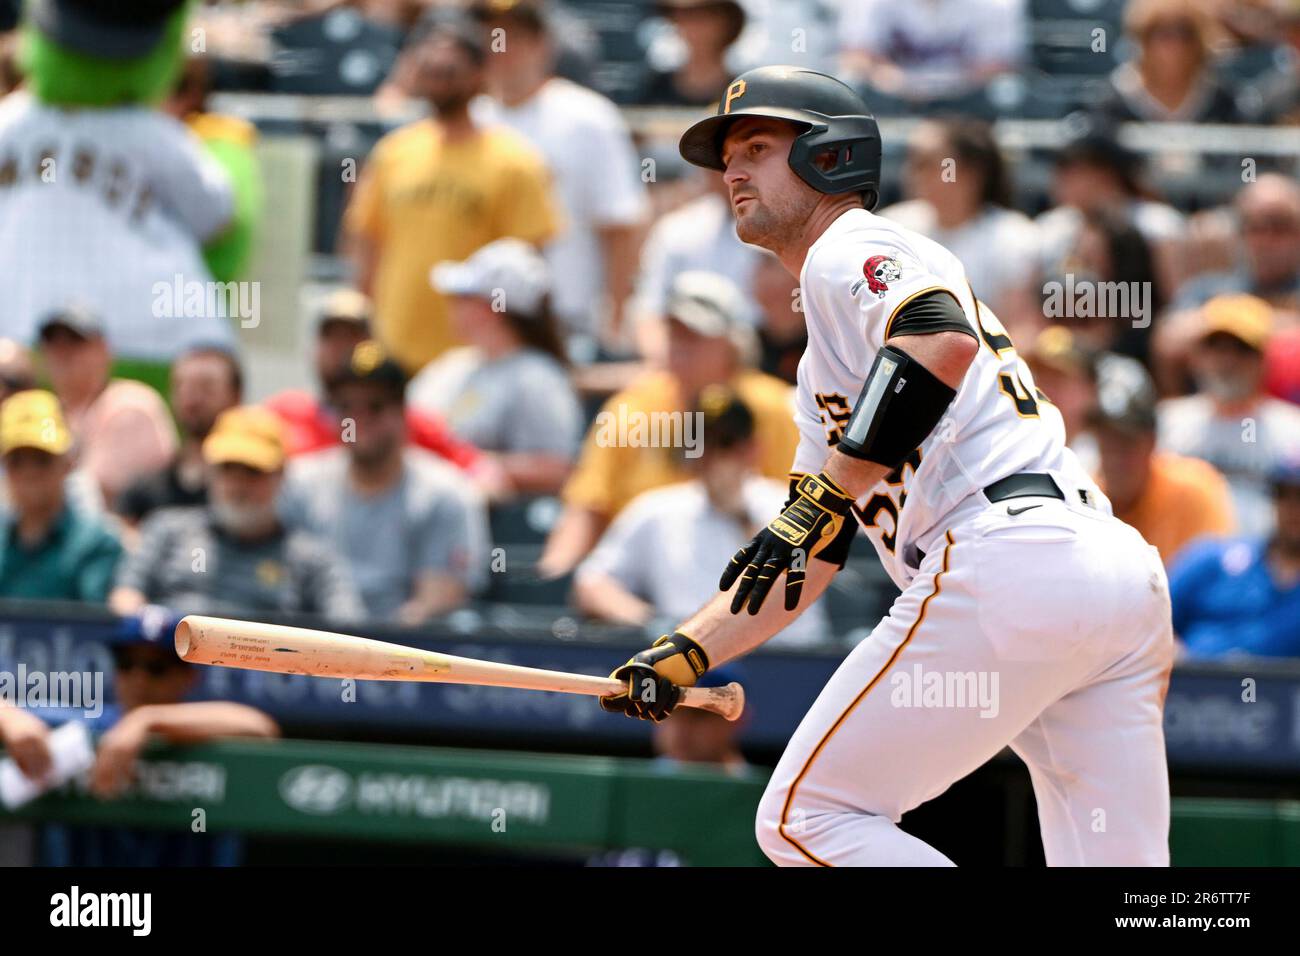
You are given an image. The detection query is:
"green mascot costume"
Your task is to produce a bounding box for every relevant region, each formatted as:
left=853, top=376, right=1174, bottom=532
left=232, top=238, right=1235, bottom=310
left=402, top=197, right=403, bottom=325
left=0, top=0, right=261, bottom=385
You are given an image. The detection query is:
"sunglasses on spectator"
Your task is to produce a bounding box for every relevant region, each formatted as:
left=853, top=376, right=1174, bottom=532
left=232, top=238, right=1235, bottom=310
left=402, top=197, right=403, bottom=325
left=112, top=652, right=183, bottom=676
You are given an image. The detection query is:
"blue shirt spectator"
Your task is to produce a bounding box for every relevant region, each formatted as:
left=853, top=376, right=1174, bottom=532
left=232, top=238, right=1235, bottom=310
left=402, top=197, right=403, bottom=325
left=1169, top=456, right=1300, bottom=658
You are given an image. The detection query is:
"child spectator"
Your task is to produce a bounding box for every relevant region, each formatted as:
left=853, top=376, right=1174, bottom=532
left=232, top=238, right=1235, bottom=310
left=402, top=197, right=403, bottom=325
left=0, top=390, right=121, bottom=602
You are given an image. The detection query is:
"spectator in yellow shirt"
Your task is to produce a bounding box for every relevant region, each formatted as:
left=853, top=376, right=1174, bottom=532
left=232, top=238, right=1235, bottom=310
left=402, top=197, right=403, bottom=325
left=1090, top=361, right=1235, bottom=566
left=540, top=271, right=798, bottom=577
left=344, top=12, right=561, bottom=373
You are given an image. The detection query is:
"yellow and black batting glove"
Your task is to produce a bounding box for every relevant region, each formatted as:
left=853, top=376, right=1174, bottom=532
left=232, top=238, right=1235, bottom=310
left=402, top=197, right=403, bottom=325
left=600, top=632, right=709, bottom=722
left=720, top=472, right=854, bottom=615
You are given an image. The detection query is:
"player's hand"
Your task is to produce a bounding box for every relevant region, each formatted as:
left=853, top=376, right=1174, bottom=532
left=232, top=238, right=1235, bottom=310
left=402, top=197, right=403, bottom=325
left=90, top=710, right=150, bottom=799
left=600, top=632, right=709, bottom=722
left=720, top=472, right=854, bottom=614
left=0, top=707, right=53, bottom=780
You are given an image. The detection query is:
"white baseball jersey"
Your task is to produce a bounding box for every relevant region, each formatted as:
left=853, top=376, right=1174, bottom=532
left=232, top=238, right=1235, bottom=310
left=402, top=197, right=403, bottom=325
left=0, top=91, right=237, bottom=360
left=751, top=207, right=1172, bottom=868
left=791, top=208, right=1102, bottom=590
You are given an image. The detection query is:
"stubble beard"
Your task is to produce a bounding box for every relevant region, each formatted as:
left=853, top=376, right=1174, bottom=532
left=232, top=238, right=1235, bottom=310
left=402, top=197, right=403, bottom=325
left=734, top=189, right=820, bottom=254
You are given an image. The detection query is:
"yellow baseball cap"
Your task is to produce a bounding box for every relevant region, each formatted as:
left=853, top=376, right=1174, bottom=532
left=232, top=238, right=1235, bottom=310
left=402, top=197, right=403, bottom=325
left=202, top=406, right=286, bottom=473
left=0, top=389, right=72, bottom=456
left=1199, top=294, right=1273, bottom=351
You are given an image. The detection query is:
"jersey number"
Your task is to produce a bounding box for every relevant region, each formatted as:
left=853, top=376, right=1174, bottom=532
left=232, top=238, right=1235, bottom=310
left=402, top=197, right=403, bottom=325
left=973, top=299, right=1048, bottom=418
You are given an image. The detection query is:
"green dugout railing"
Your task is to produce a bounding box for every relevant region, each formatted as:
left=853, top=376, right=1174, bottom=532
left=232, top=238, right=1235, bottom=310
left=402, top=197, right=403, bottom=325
left=0, top=739, right=771, bottom=866
left=2, top=738, right=1297, bottom=866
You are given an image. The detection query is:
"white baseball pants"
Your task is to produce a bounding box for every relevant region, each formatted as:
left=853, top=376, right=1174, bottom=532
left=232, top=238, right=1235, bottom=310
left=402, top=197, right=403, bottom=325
left=756, top=495, right=1175, bottom=866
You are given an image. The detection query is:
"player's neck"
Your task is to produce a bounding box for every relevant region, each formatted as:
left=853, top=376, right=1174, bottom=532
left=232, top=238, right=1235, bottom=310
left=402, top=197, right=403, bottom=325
left=778, top=196, right=864, bottom=278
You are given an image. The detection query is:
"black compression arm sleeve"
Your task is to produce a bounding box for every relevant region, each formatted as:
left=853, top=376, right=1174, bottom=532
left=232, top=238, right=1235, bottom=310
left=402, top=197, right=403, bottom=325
left=887, top=289, right=978, bottom=340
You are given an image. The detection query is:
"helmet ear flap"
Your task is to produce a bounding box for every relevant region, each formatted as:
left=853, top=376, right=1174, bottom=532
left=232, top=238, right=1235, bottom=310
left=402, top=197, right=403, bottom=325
left=788, top=121, right=882, bottom=202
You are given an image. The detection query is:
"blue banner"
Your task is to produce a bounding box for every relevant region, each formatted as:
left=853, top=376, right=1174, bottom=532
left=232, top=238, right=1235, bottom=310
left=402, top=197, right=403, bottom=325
left=2, top=603, right=1299, bottom=770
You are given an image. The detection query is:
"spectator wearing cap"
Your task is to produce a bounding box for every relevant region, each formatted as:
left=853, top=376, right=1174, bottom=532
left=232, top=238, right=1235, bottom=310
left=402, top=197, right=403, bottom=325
left=114, top=344, right=243, bottom=529
left=0, top=609, right=278, bottom=866
left=541, top=271, right=797, bottom=576
left=262, top=288, right=485, bottom=474
left=1168, top=456, right=1300, bottom=658
left=880, top=119, right=1040, bottom=332
left=837, top=0, right=1024, bottom=109
left=1157, top=295, right=1300, bottom=536
left=1089, top=362, right=1235, bottom=566
left=629, top=172, right=763, bottom=336
left=343, top=10, right=561, bottom=373
left=409, top=239, right=583, bottom=497
left=1024, top=326, right=1150, bottom=475
left=280, top=341, right=491, bottom=624
left=36, top=307, right=177, bottom=504
left=471, top=0, right=648, bottom=354
left=1035, top=127, right=1185, bottom=299
left=0, top=390, right=121, bottom=602
left=1093, top=0, right=1243, bottom=124
left=109, top=407, right=363, bottom=621
left=635, top=0, right=747, bottom=108
left=574, top=386, right=826, bottom=646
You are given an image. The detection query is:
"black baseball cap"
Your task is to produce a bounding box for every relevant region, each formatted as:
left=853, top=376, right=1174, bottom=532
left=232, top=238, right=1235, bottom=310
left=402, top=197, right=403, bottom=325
left=28, top=0, right=187, bottom=60
left=334, top=340, right=407, bottom=403
left=1086, top=360, right=1158, bottom=435
left=408, top=8, right=488, bottom=64
left=37, top=304, right=104, bottom=342
left=697, top=384, right=755, bottom=450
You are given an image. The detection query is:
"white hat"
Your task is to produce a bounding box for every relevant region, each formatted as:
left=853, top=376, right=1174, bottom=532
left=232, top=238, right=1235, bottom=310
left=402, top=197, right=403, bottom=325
left=430, top=239, right=551, bottom=319
left=666, top=270, right=758, bottom=365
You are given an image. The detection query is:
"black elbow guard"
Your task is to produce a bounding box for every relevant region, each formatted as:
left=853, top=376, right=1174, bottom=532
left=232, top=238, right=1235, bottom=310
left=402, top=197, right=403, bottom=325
left=837, top=345, right=957, bottom=468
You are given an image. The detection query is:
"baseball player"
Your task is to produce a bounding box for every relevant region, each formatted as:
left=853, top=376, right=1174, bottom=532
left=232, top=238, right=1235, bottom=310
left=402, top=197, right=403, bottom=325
left=601, top=66, right=1174, bottom=866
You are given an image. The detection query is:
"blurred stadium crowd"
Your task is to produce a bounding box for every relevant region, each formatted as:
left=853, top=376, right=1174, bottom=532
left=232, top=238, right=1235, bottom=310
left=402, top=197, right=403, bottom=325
left=0, top=0, right=1297, bottom=652
left=0, top=0, right=1299, bottom=865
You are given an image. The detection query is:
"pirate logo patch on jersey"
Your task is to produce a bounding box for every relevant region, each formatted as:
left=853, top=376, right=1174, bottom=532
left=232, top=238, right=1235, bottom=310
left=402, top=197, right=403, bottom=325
left=852, top=254, right=902, bottom=298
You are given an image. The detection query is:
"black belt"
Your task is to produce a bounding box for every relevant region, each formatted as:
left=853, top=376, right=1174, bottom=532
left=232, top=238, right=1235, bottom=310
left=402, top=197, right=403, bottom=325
left=911, top=473, right=1069, bottom=569
left=984, top=472, right=1065, bottom=503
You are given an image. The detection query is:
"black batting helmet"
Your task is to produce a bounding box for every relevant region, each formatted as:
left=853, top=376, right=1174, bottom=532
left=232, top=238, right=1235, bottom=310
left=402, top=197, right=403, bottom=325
left=679, top=65, right=883, bottom=209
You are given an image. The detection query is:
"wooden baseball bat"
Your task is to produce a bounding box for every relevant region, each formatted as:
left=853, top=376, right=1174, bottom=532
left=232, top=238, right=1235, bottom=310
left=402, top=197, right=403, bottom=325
left=173, top=615, right=744, bottom=721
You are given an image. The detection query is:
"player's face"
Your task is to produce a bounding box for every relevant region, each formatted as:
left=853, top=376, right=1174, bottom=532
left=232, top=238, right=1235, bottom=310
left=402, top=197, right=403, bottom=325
left=720, top=118, right=820, bottom=250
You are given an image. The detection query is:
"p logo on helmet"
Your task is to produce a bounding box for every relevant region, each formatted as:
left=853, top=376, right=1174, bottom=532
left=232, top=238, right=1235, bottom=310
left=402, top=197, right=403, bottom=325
left=723, top=79, right=747, bottom=114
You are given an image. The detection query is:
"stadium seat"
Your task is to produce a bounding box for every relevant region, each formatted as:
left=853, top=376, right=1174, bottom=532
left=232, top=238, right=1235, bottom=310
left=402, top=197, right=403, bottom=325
left=268, top=9, right=402, bottom=96
left=489, top=497, right=564, bottom=547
